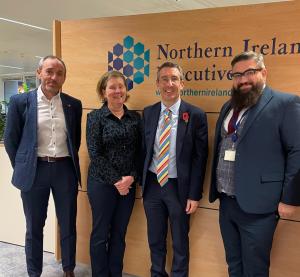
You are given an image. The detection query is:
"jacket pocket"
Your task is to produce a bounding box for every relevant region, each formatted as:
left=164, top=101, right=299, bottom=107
left=15, top=152, right=27, bottom=163
left=261, top=173, right=284, bottom=183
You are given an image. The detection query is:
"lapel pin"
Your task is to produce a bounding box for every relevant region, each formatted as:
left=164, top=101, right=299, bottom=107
left=182, top=112, right=189, bottom=124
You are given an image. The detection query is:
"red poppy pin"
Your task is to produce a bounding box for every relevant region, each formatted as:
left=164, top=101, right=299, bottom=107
left=182, top=112, right=189, bottom=123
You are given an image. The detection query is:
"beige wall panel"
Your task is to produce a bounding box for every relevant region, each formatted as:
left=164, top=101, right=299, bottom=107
left=123, top=200, right=151, bottom=276
left=79, top=110, right=90, bottom=192
left=61, top=1, right=300, bottom=113
left=270, top=220, right=300, bottom=277
left=124, top=206, right=300, bottom=277
left=58, top=1, right=300, bottom=275
left=124, top=202, right=227, bottom=276
left=53, top=20, right=61, bottom=57
left=76, top=191, right=92, bottom=264
left=0, top=146, right=56, bottom=253
left=75, top=189, right=300, bottom=276
left=189, top=209, right=227, bottom=276
left=200, top=113, right=219, bottom=209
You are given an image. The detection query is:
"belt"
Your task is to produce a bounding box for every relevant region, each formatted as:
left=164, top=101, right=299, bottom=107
left=147, top=170, right=177, bottom=179
left=38, top=156, right=70, bottom=162
left=220, top=192, right=236, bottom=199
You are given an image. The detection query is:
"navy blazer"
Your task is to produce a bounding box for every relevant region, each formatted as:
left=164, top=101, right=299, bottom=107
left=4, top=89, right=82, bottom=192
left=142, top=100, right=208, bottom=206
left=209, top=86, right=300, bottom=213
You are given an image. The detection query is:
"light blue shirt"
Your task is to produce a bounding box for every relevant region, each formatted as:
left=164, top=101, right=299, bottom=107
left=149, top=98, right=181, bottom=178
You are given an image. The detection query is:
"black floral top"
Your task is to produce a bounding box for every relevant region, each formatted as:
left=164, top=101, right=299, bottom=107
left=86, top=103, right=142, bottom=185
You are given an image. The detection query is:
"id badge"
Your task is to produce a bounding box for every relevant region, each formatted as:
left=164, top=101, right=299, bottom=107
left=224, top=150, right=236, bottom=161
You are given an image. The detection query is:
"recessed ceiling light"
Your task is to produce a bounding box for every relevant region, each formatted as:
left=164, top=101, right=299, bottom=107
left=0, top=65, right=23, bottom=70
left=0, top=17, right=50, bottom=31
left=35, top=56, right=44, bottom=59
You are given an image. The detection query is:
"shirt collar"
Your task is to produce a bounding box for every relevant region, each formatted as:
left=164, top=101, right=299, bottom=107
left=37, top=85, right=61, bottom=102
left=160, top=98, right=181, bottom=115
left=102, top=102, right=132, bottom=118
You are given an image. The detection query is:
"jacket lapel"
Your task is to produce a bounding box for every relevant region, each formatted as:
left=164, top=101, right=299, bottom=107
left=238, top=86, right=273, bottom=144
left=60, top=93, right=72, bottom=134
left=214, top=101, right=231, bottom=151
left=217, top=101, right=231, bottom=133
left=28, top=90, right=38, bottom=144
left=147, top=103, right=161, bottom=150
left=176, top=100, right=188, bottom=156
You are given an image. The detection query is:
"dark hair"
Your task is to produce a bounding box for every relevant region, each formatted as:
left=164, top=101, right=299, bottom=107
left=231, top=51, right=265, bottom=68
left=38, top=55, right=67, bottom=75
left=96, top=71, right=128, bottom=102
left=157, top=62, right=184, bottom=81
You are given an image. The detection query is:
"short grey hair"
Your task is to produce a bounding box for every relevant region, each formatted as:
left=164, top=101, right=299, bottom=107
left=157, top=61, right=184, bottom=81
left=38, top=55, right=67, bottom=75
left=231, top=51, right=265, bottom=69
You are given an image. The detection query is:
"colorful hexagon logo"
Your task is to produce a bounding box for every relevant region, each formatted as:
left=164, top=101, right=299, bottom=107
left=107, top=35, right=150, bottom=91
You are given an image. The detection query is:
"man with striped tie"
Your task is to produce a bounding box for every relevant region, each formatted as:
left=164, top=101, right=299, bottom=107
left=141, top=62, right=208, bottom=277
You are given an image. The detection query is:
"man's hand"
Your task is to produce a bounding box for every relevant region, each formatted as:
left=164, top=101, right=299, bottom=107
left=278, top=202, right=297, bottom=218
left=185, top=199, right=199, bottom=214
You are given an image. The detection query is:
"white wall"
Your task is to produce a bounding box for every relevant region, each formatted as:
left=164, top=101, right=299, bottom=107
left=0, top=145, right=55, bottom=252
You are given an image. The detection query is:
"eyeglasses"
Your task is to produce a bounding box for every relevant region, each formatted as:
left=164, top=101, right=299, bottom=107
left=231, top=68, right=263, bottom=80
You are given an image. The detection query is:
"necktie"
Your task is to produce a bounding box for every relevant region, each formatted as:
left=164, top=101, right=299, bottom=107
left=157, top=109, right=172, bottom=186
left=228, top=109, right=240, bottom=134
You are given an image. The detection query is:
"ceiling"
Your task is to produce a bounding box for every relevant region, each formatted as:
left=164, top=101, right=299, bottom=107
left=0, top=0, right=289, bottom=77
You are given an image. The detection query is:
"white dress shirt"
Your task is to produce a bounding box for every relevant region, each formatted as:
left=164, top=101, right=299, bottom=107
left=223, top=108, right=248, bottom=132
left=37, top=86, right=69, bottom=157
left=223, top=84, right=266, bottom=131
left=149, top=98, right=181, bottom=178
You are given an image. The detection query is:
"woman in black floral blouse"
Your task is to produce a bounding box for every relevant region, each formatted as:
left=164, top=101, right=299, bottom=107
left=86, top=71, right=142, bottom=277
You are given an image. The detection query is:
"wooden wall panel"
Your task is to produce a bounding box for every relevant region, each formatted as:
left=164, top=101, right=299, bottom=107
left=123, top=203, right=227, bottom=276
left=76, top=195, right=300, bottom=277
left=200, top=113, right=219, bottom=210
left=60, top=1, right=300, bottom=112
left=79, top=110, right=90, bottom=192
left=56, top=1, right=300, bottom=276
left=123, top=200, right=151, bottom=276
left=270, top=221, right=300, bottom=277
left=76, top=191, right=92, bottom=264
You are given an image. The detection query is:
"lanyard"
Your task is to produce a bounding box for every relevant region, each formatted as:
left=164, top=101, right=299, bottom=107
left=231, top=110, right=249, bottom=143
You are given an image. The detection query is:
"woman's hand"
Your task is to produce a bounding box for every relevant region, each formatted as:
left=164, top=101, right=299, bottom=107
left=114, top=176, right=134, bottom=195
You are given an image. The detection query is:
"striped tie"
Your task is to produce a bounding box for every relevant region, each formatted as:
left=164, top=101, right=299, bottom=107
left=157, top=109, right=172, bottom=186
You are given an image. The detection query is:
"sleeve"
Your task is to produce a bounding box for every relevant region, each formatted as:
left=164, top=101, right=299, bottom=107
left=4, top=96, right=24, bottom=168
left=130, top=112, right=143, bottom=183
left=86, top=112, right=121, bottom=185
left=75, top=100, right=82, bottom=152
left=280, top=96, right=300, bottom=205
left=188, top=110, right=209, bottom=200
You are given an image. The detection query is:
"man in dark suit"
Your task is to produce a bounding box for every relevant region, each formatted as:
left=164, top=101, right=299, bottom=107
left=142, top=62, right=208, bottom=277
left=4, top=55, right=82, bottom=277
left=209, top=51, right=300, bottom=276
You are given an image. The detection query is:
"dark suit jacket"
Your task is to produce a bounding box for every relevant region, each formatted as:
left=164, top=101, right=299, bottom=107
left=142, top=100, right=208, bottom=206
left=209, top=86, right=300, bottom=214
left=4, top=89, right=82, bottom=192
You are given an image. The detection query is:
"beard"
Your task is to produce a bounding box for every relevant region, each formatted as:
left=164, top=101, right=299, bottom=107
left=231, top=81, right=264, bottom=109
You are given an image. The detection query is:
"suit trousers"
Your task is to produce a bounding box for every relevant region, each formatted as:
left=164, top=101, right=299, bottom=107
left=21, top=158, right=78, bottom=277
left=219, top=194, right=279, bottom=277
left=87, top=175, right=136, bottom=277
left=143, top=171, right=190, bottom=277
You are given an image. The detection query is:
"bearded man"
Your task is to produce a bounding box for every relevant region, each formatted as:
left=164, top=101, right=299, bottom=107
left=209, top=51, right=300, bottom=277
